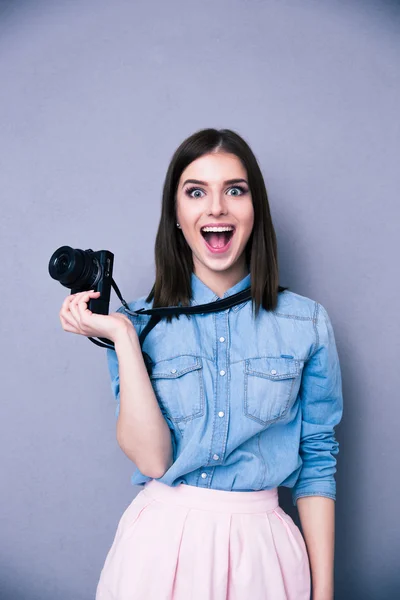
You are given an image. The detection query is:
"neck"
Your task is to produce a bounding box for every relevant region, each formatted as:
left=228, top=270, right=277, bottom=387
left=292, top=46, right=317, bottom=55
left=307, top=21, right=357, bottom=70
left=193, top=258, right=249, bottom=298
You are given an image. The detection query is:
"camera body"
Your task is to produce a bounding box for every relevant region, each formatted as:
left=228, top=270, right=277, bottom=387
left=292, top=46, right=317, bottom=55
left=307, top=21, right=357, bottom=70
left=48, top=246, right=114, bottom=315
left=71, top=249, right=114, bottom=315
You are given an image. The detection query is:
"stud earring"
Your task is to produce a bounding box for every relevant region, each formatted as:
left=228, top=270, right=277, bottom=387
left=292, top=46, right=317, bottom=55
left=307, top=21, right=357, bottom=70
left=176, top=223, right=181, bottom=228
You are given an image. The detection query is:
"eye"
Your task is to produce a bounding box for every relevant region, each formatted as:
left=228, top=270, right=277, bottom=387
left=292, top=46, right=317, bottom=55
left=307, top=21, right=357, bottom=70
left=185, top=186, right=205, bottom=199
left=227, top=185, right=247, bottom=196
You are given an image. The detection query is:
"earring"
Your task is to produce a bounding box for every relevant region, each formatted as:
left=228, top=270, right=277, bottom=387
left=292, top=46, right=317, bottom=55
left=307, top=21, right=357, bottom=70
left=176, top=223, right=181, bottom=228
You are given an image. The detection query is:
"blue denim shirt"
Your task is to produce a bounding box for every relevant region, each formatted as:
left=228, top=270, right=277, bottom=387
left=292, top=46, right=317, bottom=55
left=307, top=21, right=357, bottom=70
left=106, top=273, right=343, bottom=506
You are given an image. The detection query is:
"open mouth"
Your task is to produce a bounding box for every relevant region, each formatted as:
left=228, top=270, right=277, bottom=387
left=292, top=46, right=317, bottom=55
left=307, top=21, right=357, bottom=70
left=200, top=225, right=235, bottom=253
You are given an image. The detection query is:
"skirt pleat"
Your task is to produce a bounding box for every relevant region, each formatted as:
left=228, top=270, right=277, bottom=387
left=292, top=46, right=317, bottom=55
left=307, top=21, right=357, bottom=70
left=96, top=480, right=310, bottom=600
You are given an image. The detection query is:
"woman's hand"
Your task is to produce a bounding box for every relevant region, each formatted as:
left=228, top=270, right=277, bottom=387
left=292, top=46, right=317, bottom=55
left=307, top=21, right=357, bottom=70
left=59, top=290, right=134, bottom=344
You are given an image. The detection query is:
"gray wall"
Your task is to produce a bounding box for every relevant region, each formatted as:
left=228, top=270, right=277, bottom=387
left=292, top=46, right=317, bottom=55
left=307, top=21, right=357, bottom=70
left=1, top=1, right=399, bottom=598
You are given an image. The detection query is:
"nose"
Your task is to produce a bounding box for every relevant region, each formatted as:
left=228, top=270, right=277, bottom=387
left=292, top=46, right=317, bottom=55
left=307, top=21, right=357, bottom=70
left=206, top=191, right=228, bottom=217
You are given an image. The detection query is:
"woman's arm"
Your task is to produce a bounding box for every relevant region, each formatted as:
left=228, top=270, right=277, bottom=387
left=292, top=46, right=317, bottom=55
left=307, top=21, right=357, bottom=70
left=291, top=302, right=343, bottom=598
left=113, top=325, right=174, bottom=478
left=59, top=290, right=173, bottom=478
left=297, top=496, right=335, bottom=600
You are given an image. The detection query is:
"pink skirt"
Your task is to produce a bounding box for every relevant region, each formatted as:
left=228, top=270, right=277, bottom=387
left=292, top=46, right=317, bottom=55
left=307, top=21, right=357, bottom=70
left=96, top=480, right=310, bottom=600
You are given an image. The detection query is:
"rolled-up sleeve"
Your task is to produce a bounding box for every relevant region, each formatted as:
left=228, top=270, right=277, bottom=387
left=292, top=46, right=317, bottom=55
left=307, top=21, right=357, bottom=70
left=106, top=346, right=121, bottom=418
left=105, top=304, right=136, bottom=419
left=292, top=302, right=343, bottom=506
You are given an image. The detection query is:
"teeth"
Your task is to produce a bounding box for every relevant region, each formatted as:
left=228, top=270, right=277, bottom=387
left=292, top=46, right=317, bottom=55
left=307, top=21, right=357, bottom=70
left=201, top=226, right=234, bottom=232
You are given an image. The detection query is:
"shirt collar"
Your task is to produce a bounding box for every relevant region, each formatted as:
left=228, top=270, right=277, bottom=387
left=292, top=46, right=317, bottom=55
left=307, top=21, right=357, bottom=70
left=190, top=272, right=251, bottom=308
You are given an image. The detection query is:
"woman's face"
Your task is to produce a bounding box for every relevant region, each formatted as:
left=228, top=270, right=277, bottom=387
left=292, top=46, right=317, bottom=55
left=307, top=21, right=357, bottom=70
left=176, top=152, right=254, bottom=282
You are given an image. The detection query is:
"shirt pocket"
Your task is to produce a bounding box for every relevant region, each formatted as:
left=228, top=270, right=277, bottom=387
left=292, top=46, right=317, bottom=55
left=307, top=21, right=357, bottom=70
left=150, top=356, right=205, bottom=423
left=244, top=357, right=302, bottom=426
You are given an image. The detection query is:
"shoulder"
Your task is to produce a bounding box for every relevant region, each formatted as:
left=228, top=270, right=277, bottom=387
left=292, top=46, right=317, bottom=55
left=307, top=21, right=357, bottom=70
left=274, top=289, right=332, bottom=322
left=273, top=290, right=336, bottom=358
left=113, top=293, right=154, bottom=334
left=275, top=289, right=337, bottom=355
left=106, top=293, right=154, bottom=366
left=273, top=289, right=318, bottom=319
left=115, top=294, right=154, bottom=314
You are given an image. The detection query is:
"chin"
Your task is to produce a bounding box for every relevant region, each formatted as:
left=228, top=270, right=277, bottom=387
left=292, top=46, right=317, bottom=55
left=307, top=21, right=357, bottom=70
left=200, top=255, right=240, bottom=274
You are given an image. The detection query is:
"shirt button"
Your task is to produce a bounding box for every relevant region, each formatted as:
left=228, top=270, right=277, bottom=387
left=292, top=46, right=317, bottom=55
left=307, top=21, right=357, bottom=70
left=213, top=454, right=219, bottom=461
left=219, top=370, right=226, bottom=376
left=219, top=337, right=225, bottom=342
left=218, top=411, right=225, bottom=417
left=201, top=473, right=207, bottom=479
left=271, top=369, right=277, bottom=375
left=171, top=369, right=177, bottom=374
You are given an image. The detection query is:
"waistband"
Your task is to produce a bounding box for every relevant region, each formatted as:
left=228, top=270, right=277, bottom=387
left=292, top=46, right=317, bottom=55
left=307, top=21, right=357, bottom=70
left=142, top=480, right=279, bottom=513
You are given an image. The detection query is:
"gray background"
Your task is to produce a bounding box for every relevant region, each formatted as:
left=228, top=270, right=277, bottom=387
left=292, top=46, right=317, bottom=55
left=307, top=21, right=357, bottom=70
left=1, top=0, right=399, bottom=598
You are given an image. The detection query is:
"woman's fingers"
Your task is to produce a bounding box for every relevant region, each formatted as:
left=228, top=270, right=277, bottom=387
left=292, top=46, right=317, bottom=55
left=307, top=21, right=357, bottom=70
left=68, top=293, right=84, bottom=325
left=79, top=291, right=100, bottom=317
left=60, top=293, right=76, bottom=320
left=60, top=313, right=78, bottom=333
left=60, top=294, right=79, bottom=329
left=76, top=291, right=101, bottom=333
left=60, top=314, right=76, bottom=331
left=60, top=290, right=100, bottom=334
left=69, top=290, right=96, bottom=325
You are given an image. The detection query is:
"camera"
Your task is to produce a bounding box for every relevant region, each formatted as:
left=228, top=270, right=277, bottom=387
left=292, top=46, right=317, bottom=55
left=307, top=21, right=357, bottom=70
left=48, top=246, right=114, bottom=315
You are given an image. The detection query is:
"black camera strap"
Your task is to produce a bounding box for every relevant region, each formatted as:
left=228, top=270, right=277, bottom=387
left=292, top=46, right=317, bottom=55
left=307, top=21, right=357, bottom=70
left=89, top=278, right=252, bottom=351
left=135, top=286, right=252, bottom=348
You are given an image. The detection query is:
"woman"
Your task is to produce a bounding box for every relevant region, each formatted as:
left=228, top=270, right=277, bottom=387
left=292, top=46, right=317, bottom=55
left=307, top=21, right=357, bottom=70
left=59, top=128, right=343, bottom=600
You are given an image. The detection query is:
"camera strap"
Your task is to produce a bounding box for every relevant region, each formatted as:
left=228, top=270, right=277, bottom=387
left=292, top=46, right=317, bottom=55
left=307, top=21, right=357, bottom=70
left=89, top=278, right=252, bottom=351
left=135, top=286, right=252, bottom=348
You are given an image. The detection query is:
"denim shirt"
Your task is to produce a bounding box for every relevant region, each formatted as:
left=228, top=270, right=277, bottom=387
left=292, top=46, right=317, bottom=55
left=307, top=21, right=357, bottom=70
left=106, top=273, right=343, bottom=506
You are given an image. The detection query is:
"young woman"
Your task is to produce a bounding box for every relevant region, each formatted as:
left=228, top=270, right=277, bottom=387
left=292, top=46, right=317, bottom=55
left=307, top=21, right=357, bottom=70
left=59, top=129, right=343, bottom=600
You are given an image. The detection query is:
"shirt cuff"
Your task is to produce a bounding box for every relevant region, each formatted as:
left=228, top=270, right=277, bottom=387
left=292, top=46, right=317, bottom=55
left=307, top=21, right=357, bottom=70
left=292, top=480, right=336, bottom=506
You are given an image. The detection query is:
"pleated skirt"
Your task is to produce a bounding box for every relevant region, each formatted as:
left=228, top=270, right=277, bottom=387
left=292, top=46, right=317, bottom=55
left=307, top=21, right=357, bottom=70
left=96, top=480, right=310, bottom=600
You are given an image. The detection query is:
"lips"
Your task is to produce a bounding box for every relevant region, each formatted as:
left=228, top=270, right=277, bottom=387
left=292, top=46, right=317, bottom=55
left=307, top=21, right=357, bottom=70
left=200, top=224, right=236, bottom=254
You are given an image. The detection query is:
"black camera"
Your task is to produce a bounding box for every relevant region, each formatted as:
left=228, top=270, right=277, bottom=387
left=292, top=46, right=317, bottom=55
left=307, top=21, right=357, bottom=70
left=48, top=246, right=114, bottom=315
left=48, top=245, right=253, bottom=353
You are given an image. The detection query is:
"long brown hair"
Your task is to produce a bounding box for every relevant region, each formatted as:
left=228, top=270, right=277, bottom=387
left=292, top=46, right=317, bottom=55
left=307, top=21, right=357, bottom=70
left=146, top=128, right=288, bottom=318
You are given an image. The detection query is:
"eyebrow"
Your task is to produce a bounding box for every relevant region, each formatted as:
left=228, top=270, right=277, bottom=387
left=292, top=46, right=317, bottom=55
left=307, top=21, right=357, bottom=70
left=182, top=178, right=248, bottom=187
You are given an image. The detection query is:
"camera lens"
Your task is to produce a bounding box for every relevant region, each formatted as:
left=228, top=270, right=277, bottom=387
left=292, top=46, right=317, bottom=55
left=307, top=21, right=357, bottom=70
left=54, top=253, right=70, bottom=276
left=48, top=246, right=101, bottom=290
